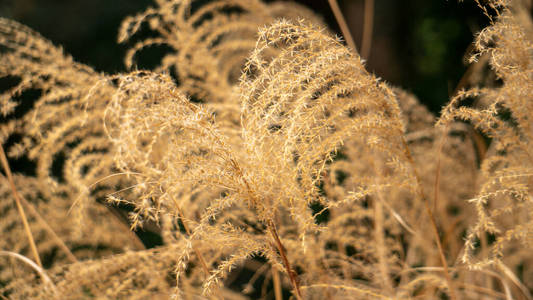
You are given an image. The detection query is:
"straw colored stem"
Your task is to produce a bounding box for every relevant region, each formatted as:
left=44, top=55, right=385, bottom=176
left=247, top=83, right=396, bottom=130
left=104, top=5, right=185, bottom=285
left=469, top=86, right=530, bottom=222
left=268, top=219, right=302, bottom=300
left=0, top=144, right=77, bottom=263
left=328, top=0, right=358, bottom=52
left=0, top=250, right=57, bottom=295
left=272, top=268, right=283, bottom=300
left=0, top=144, right=42, bottom=268
left=361, top=0, right=374, bottom=59
left=401, top=138, right=458, bottom=300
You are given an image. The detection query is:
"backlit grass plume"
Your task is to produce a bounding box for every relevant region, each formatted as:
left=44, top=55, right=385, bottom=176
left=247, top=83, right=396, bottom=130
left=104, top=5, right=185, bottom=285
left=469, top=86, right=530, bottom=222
left=103, top=19, right=410, bottom=297
left=1, top=0, right=533, bottom=299
left=438, top=0, right=533, bottom=290
left=0, top=17, right=140, bottom=258
left=119, top=0, right=322, bottom=104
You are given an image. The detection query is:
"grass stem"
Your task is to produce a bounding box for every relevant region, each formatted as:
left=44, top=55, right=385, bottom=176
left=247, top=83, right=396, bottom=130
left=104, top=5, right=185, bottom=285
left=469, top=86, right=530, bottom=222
left=401, top=138, right=458, bottom=300
left=267, top=219, right=302, bottom=300
left=272, top=268, right=283, bottom=300
left=327, top=0, right=357, bottom=53
left=361, top=0, right=374, bottom=59
left=0, top=144, right=42, bottom=268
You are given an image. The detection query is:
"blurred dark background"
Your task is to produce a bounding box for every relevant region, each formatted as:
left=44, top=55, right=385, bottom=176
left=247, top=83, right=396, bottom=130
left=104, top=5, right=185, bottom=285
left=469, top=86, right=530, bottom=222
left=0, top=0, right=489, bottom=113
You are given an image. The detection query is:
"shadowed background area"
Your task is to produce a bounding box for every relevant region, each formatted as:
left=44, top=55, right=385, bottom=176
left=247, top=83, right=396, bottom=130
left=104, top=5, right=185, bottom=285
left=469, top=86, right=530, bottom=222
left=0, top=0, right=490, bottom=113
left=0, top=0, right=491, bottom=114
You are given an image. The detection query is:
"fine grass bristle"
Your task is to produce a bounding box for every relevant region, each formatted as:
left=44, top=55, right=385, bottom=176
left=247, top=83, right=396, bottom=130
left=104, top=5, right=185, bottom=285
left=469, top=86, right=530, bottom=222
left=1, top=0, right=533, bottom=299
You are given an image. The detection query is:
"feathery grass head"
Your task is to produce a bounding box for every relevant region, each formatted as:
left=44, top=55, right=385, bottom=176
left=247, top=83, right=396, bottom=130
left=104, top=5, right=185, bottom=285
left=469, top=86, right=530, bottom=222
left=439, top=0, right=533, bottom=272
left=2, top=0, right=533, bottom=299
left=118, top=0, right=323, bottom=104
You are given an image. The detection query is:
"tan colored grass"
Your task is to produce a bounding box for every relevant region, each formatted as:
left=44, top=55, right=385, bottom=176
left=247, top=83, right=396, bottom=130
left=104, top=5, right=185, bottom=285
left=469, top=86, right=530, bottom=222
left=1, top=0, right=532, bottom=299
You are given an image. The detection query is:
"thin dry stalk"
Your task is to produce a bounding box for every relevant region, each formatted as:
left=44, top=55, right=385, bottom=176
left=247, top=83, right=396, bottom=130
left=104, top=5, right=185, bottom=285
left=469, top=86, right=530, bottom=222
left=21, top=198, right=78, bottom=263
left=361, top=0, right=374, bottom=59
left=371, top=157, right=393, bottom=294
left=401, top=138, right=458, bottom=300
left=267, top=219, right=302, bottom=300
left=374, top=196, right=393, bottom=294
left=496, top=261, right=533, bottom=300
left=0, top=251, right=58, bottom=295
left=272, top=268, right=283, bottom=300
left=327, top=0, right=358, bottom=52
left=433, top=133, right=446, bottom=214
left=0, top=144, right=42, bottom=268
left=0, top=143, right=77, bottom=263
